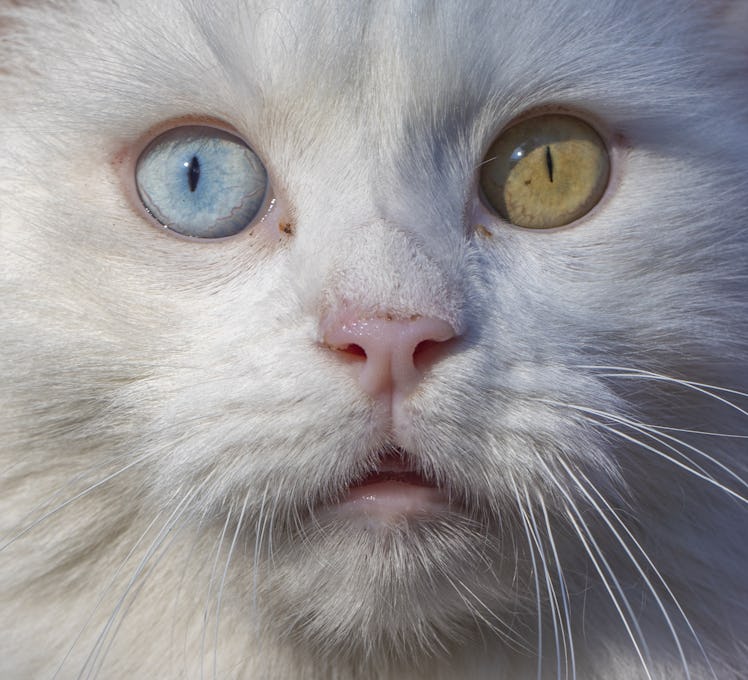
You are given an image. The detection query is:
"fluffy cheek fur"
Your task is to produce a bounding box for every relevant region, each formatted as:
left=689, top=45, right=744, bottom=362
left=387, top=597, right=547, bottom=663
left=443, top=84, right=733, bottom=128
left=1, top=1, right=747, bottom=678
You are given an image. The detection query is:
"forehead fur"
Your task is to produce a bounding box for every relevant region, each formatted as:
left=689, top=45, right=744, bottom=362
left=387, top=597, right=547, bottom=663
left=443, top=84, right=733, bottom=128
left=3, top=0, right=745, bottom=133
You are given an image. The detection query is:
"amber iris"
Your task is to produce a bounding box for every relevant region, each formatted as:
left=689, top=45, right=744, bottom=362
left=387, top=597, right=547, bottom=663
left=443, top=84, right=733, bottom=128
left=480, top=114, right=610, bottom=229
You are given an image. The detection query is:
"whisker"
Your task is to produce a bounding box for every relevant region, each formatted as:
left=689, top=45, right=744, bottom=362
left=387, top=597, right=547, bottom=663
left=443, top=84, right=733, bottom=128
left=523, top=488, right=571, bottom=680
left=525, top=489, right=570, bottom=678
left=443, top=572, right=526, bottom=650
left=0, top=454, right=151, bottom=554
left=582, top=403, right=745, bottom=489
left=265, top=488, right=281, bottom=567
left=538, top=398, right=748, bottom=503
left=89, top=517, right=187, bottom=680
left=537, top=496, right=576, bottom=680
left=170, top=510, right=212, bottom=677
left=252, top=483, right=271, bottom=629
left=595, top=420, right=747, bottom=504
left=557, top=461, right=688, bottom=679
left=645, top=426, right=748, bottom=439
left=51, top=507, right=169, bottom=679
left=563, top=461, right=717, bottom=680
left=79, top=486, right=200, bottom=679
left=577, top=365, right=748, bottom=416
left=626, top=421, right=744, bottom=488
left=514, top=485, right=544, bottom=680
left=566, top=508, right=654, bottom=680
left=545, top=468, right=655, bottom=680
left=435, top=510, right=535, bottom=654
left=214, top=491, right=251, bottom=680
left=200, top=506, right=233, bottom=680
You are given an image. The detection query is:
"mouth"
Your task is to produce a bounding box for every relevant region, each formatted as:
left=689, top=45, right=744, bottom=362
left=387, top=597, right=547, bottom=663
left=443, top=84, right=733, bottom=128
left=334, top=448, right=451, bottom=524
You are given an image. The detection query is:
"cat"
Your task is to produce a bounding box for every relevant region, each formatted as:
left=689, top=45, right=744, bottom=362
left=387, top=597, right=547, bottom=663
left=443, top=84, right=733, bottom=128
left=1, top=0, right=747, bottom=678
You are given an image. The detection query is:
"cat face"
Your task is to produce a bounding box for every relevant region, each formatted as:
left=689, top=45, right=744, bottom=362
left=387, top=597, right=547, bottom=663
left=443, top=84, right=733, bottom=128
left=1, top=1, right=746, bottom=677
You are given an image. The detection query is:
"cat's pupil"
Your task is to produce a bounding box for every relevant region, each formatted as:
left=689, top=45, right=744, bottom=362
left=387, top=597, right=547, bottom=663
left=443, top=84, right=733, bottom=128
left=545, top=145, right=554, bottom=183
left=186, top=155, right=200, bottom=192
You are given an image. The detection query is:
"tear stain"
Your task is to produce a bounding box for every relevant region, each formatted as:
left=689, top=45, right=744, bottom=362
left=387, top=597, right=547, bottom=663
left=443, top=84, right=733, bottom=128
left=475, top=224, right=493, bottom=238
left=279, top=221, right=294, bottom=235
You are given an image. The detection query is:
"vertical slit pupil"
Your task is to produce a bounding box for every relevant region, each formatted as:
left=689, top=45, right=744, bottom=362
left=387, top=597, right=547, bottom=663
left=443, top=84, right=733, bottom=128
left=545, top=146, right=554, bottom=183
left=187, top=156, right=200, bottom=192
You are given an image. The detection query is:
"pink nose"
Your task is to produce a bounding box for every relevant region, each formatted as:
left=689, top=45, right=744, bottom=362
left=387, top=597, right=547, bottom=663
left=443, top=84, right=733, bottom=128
left=322, top=313, right=456, bottom=399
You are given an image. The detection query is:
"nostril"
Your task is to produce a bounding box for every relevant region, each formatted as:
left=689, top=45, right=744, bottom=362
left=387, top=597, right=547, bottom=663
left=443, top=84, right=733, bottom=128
left=412, top=338, right=452, bottom=374
left=338, top=343, right=367, bottom=360
left=414, top=339, right=442, bottom=355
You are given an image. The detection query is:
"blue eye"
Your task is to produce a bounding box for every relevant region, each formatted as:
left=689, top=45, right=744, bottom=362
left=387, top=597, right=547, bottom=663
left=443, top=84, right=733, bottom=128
left=135, top=126, right=268, bottom=239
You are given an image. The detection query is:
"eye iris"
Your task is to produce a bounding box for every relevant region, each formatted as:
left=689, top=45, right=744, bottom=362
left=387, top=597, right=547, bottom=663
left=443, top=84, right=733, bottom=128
left=480, top=114, right=610, bottom=229
left=135, top=126, right=268, bottom=239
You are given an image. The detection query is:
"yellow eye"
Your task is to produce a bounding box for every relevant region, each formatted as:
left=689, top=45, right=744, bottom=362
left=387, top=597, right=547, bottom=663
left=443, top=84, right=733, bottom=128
left=479, top=114, right=610, bottom=229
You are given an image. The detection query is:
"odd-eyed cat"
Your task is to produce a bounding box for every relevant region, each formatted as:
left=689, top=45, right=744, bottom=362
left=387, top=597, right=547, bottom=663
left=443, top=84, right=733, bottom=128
left=1, top=1, right=747, bottom=678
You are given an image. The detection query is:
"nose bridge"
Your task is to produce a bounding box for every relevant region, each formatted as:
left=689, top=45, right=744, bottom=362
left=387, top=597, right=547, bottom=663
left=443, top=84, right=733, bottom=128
left=320, top=220, right=462, bottom=330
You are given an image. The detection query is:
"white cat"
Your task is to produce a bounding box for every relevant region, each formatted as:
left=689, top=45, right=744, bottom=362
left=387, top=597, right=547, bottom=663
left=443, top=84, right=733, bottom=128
left=1, top=1, right=746, bottom=678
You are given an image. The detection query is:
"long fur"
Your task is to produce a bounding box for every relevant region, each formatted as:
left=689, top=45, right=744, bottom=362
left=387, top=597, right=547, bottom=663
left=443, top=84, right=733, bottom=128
left=1, top=1, right=746, bottom=678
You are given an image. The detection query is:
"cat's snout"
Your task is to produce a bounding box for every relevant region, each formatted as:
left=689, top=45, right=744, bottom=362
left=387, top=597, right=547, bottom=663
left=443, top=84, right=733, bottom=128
left=321, top=313, right=456, bottom=400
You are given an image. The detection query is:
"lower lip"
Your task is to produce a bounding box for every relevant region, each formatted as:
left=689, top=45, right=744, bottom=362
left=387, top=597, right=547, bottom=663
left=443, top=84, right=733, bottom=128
left=334, top=480, right=450, bottom=524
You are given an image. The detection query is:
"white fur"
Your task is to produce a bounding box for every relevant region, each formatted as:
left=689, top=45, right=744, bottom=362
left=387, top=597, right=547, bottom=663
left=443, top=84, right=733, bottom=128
left=1, top=1, right=746, bottom=678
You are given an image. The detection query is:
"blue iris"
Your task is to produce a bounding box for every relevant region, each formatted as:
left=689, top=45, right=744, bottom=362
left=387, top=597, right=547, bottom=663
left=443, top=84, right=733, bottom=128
left=135, top=126, right=268, bottom=238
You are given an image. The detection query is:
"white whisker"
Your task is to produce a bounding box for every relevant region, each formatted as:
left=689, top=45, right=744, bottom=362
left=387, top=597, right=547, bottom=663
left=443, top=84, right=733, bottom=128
left=647, top=426, right=748, bottom=439
left=558, top=461, right=689, bottom=679
left=79, top=486, right=199, bottom=680
left=582, top=403, right=745, bottom=490
left=598, top=421, right=746, bottom=504
left=547, top=472, right=655, bottom=680
left=265, top=488, right=281, bottom=567
left=514, top=485, right=544, bottom=680
left=90, top=519, right=187, bottom=680
left=565, top=461, right=717, bottom=680
left=252, top=483, right=271, bottom=627
left=200, top=506, right=233, bottom=680
left=523, top=488, right=571, bottom=680
left=577, top=366, right=748, bottom=416
left=627, top=422, right=744, bottom=492
left=538, top=398, right=748, bottom=503
left=537, top=496, right=576, bottom=680
left=51, top=507, right=169, bottom=679
left=170, top=511, right=211, bottom=677
left=444, top=572, right=525, bottom=650
left=214, top=491, right=250, bottom=680
left=0, top=454, right=151, bottom=554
